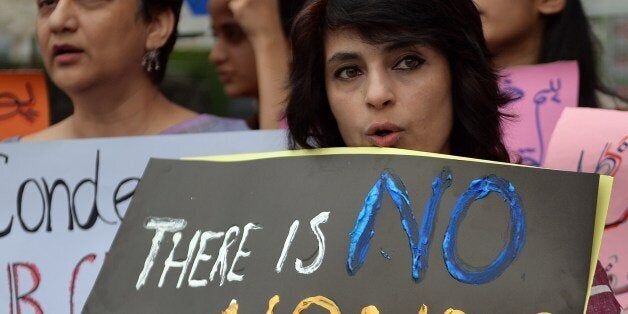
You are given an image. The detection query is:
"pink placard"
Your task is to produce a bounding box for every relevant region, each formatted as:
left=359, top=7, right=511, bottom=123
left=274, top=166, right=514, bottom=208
left=545, top=107, right=628, bottom=308
left=500, top=61, right=579, bottom=166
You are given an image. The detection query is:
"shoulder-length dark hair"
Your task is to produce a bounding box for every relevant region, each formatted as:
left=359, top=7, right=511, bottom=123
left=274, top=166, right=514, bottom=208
left=540, top=0, right=625, bottom=107
left=280, top=0, right=307, bottom=38
left=286, top=0, right=511, bottom=162
left=138, top=0, right=183, bottom=83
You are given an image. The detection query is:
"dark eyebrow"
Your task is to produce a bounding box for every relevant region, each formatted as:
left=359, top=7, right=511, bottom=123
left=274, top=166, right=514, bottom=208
left=326, top=52, right=359, bottom=65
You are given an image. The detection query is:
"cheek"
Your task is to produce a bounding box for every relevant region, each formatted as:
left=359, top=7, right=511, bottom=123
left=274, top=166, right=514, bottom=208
left=482, top=3, right=539, bottom=47
left=326, top=84, right=350, bottom=126
left=408, top=70, right=452, bottom=123
left=224, top=45, right=258, bottom=96
left=233, top=44, right=256, bottom=71
left=35, top=22, right=48, bottom=48
left=327, top=84, right=364, bottom=145
left=430, top=81, right=454, bottom=138
left=35, top=24, right=53, bottom=68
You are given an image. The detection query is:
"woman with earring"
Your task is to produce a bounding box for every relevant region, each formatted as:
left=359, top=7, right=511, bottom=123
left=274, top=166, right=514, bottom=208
left=18, top=0, right=248, bottom=142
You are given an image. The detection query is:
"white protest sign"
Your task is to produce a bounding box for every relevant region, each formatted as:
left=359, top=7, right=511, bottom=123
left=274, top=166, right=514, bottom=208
left=0, top=130, right=287, bottom=314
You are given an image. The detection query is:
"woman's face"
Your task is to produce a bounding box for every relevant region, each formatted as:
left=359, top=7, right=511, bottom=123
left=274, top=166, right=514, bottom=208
left=35, top=0, right=151, bottom=93
left=473, top=0, right=543, bottom=56
left=208, top=0, right=258, bottom=98
left=324, top=29, right=453, bottom=154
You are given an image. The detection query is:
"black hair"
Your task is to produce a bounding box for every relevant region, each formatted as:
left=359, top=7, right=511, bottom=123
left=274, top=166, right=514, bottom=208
left=279, top=0, right=308, bottom=37
left=286, top=0, right=511, bottom=162
left=138, top=0, right=183, bottom=83
left=540, top=0, right=626, bottom=107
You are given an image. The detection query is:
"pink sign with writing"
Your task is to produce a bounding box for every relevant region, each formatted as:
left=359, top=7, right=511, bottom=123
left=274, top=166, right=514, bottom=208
left=545, top=107, right=628, bottom=308
left=500, top=61, right=579, bottom=166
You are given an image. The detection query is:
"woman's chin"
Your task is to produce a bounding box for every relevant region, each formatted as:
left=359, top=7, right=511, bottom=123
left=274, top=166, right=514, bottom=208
left=223, top=85, right=258, bottom=99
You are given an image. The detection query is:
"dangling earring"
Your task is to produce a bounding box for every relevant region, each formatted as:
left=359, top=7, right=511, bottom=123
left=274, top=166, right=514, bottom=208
left=142, top=49, right=161, bottom=72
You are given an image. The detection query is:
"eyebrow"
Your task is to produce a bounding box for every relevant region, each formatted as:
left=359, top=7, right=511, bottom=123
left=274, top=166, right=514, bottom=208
left=326, top=52, right=360, bottom=65
left=326, top=41, right=424, bottom=64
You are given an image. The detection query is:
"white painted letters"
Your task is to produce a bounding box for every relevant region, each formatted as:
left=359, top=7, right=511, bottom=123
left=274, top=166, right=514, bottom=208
left=276, top=220, right=299, bottom=273
left=159, top=230, right=201, bottom=288
left=228, top=223, right=262, bottom=282
left=136, top=217, right=187, bottom=290
left=188, top=230, right=224, bottom=287
left=296, top=212, right=329, bottom=275
left=210, top=226, right=240, bottom=286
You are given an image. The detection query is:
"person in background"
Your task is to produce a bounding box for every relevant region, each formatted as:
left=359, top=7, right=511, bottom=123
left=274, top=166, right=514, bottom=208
left=208, top=0, right=304, bottom=129
left=284, top=0, right=621, bottom=311
left=475, top=0, right=627, bottom=110
left=17, top=0, right=248, bottom=142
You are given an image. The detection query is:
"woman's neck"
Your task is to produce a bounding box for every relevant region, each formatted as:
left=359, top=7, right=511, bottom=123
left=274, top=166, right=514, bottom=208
left=491, top=24, right=544, bottom=70
left=57, top=76, right=194, bottom=139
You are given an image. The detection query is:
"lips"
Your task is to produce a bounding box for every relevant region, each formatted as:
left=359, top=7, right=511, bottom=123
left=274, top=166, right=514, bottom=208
left=52, top=44, right=84, bottom=64
left=366, top=122, right=403, bottom=147
left=216, top=70, right=232, bottom=83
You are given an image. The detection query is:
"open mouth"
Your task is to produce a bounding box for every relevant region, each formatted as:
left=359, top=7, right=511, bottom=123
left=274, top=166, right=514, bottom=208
left=367, top=123, right=403, bottom=147
left=374, top=129, right=394, bottom=137
left=53, top=44, right=84, bottom=57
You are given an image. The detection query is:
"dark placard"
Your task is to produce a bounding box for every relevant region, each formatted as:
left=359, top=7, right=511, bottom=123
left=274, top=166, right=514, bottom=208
left=84, top=150, right=604, bottom=313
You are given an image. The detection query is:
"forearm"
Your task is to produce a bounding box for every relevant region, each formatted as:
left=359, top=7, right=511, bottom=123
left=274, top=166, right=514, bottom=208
left=252, top=34, right=290, bottom=129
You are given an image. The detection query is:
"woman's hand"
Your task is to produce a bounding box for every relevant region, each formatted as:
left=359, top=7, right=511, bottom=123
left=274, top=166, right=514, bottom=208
left=227, top=0, right=284, bottom=45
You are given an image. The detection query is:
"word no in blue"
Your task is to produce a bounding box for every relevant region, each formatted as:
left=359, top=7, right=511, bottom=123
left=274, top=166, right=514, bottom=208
left=347, top=168, right=526, bottom=285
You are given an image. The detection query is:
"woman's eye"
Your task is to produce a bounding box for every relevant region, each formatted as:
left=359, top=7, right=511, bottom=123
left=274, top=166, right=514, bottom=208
left=394, top=56, right=424, bottom=70
left=37, top=0, right=56, bottom=9
left=222, top=25, right=246, bottom=44
left=335, top=66, right=362, bottom=80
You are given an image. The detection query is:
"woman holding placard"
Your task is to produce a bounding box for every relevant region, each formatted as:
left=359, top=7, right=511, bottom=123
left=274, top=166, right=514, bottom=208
left=19, top=0, right=248, bottom=142
left=474, top=0, right=627, bottom=110
left=284, top=0, right=621, bottom=311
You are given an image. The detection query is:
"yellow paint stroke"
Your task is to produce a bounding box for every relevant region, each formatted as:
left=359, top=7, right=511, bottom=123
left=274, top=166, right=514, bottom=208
left=416, top=305, right=466, bottom=314
left=292, top=296, right=341, bottom=314
left=418, top=304, right=428, bottom=314
left=361, top=305, right=379, bottom=314
left=266, top=295, right=280, bottom=314
left=222, top=300, right=238, bottom=314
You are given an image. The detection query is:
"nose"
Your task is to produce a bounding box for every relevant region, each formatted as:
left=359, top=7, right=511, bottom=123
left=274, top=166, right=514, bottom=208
left=364, top=69, right=395, bottom=109
left=47, top=0, right=78, bottom=34
left=209, top=39, right=227, bottom=65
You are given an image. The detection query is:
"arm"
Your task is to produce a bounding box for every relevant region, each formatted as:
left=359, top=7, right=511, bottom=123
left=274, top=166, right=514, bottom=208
left=229, top=0, right=290, bottom=129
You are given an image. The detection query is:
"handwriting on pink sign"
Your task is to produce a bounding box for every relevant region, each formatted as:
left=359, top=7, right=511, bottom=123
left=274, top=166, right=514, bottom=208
left=499, top=61, right=579, bottom=166
left=577, top=136, right=628, bottom=230
left=544, top=107, right=628, bottom=308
